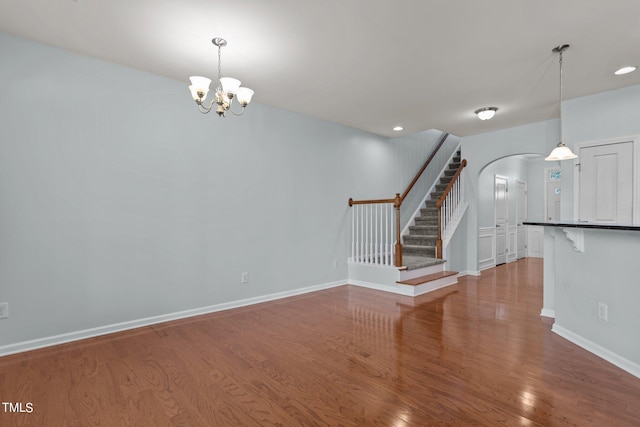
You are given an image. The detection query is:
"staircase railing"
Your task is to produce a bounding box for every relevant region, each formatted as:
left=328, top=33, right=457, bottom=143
left=435, top=159, right=467, bottom=258
left=348, top=132, right=450, bottom=267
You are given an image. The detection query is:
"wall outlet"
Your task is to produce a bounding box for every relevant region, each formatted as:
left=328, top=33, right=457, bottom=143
left=0, top=302, right=8, bottom=319
left=241, top=272, right=249, bottom=284
left=598, top=302, right=608, bottom=321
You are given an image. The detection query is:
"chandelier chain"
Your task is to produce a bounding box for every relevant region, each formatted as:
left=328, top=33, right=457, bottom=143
left=217, top=44, right=223, bottom=81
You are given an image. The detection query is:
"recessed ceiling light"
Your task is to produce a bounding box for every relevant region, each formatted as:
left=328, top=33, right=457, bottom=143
left=393, top=126, right=403, bottom=131
left=614, top=66, right=637, bottom=75
left=475, top=107, right=498, bottom=120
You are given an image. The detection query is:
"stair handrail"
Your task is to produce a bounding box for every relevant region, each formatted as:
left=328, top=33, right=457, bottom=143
left=435, top=158, right=467, bottom=258
left=348, top=132, right=450, bottom=267
left=399, top=132, right=450, bottom=203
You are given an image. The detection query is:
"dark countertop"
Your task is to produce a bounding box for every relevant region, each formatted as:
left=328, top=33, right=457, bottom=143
left=523, top=220, right=640, bottom=231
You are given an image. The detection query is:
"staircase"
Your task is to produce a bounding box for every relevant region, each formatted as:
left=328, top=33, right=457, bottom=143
left=347, top=135, right=467, bottom=297
left=402, top=152, right=462, bottom=270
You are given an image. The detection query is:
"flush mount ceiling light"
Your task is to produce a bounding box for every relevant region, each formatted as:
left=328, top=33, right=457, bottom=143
left=545, top=44, right=577, bottom=162
left=188, top=37, right=254, bottom=117
left=614, top=66, right=637, bottom=75
left=393, top=126, right=404, bottom=131
left=475, top=107, right=498, bottom=120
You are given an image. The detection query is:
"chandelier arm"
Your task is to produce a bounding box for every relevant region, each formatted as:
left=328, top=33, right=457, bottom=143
left=197, top=100, right=215, bottom=114
left=229, top=104, right=247, bottom=116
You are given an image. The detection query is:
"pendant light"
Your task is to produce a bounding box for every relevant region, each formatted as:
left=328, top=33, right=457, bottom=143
left=546, top=44, right=577, bottom=161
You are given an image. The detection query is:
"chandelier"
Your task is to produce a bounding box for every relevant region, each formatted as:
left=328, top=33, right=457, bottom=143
left=545, top=44, right=577, bottom=161
left=188, top=37, right=254, bottom=117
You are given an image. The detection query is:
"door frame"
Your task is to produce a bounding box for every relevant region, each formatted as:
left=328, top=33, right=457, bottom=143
left=494, top=175, right=508, bottom=265
left=572, top=135, right=640, bottom=223
left=544, top=167, right=561, bottom=222
left=516, top=180, right=527, bottom=260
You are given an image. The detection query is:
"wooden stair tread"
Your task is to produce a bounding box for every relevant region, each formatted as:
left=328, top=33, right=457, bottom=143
left=397, top=270, right=458, bottom=286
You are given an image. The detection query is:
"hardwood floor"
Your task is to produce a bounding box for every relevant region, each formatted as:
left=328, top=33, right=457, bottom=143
left=1, top=258, right=639, bottom=426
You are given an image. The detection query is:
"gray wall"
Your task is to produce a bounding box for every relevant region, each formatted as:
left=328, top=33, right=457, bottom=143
left=460, top=120, right=557, bottom=273
left=458, top=82, right=640, bottom=273
left=0, top=32, right=444, bottom=350
left=547, top=227, right=640, bottom=375
left=477, top=156, right=532, bottom=228
left=562, top=84, right=640, bottom=219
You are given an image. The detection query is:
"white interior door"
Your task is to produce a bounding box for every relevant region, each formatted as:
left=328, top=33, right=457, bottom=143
left=516, top=181, right=527, bottom=259
left=578, top=141, right=633, bottom=223
left=495, top=175, right=508, bottom=265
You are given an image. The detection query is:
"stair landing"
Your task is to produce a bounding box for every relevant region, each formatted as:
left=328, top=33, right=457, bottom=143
left=397, top=270, right=458, bottom=286
left=348, top=258, right=458, bottom=297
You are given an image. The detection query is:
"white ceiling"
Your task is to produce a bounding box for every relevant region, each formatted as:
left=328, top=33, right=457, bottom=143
left=1, top=0, right=640, bottom=137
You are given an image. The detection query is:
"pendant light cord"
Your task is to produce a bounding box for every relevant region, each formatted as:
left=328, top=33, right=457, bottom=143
left=559, top=48, right=564, bottom=145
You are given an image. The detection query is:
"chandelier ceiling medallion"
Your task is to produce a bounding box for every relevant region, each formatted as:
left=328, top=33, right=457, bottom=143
left=545, top=44, right=577, bottom=161
left=188, top=37, right=254, bottom=117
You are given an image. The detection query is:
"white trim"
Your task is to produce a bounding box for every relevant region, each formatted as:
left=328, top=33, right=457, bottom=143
left=572, top=135, right=640, bottom=223
left=507, top=224, right=518, bottom=263
left=478, top=226, right=496, bottom=270
left=457, top=270, right=481, bottom=277
left=552, top=324, right=640, bottom=379
left=494, top=175, right=509, bottom=265
left=0, top=280, right=346, bottom=357
left=540, top=308, right=556, bottom=318
left=349, top=276, right=457, bottom=297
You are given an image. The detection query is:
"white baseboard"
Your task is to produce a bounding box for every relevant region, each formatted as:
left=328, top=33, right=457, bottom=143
left=540, top=308, right=556, bottom=318
left=0, top=280, right=346, bottom=357
left=552, top=324, right=640, bottom=379
left=457, top=270, right=481, bottom=277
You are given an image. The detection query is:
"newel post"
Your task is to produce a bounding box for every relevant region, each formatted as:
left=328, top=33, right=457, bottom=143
left=436, top=204, right=443, bottom=259
left=394, top=193, right=403, bottom=267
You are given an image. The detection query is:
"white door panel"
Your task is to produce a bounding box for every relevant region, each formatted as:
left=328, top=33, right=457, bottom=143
left=495, top=176, right=508, bottom=265
left=578, top=142, right=633, bottom=223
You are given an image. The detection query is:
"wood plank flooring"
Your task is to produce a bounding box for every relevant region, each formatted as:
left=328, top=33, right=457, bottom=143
left=1, top=258, right=639, bottom=426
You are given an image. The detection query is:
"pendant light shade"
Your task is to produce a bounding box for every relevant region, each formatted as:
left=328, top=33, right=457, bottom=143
left=546, top=44, right=577, bottom=161
left=545, top=144, right=577, bottom=161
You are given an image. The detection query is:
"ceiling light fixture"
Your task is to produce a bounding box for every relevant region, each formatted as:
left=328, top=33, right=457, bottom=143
left=614, top=66, right=637, bottom=75
left=545, top=44, right=577, bottom=162
left=393, top=126, right=404, bottom=131
left=475, top=107, right=498, bottom=120
left=188, top=37, right=254, bottom=117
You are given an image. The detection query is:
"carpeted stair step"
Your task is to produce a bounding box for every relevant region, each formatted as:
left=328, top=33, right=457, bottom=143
left=420, top=207, right=438, bottom=217
left=448, top=162, right=461, bottom=170
left=408, top=225, right=438, bottom=236
left=424, top=199, right=437, bottom=209
left=403, top=244, right=436, bottom=257
left=435, top=183, right=449, bottom=192
left=444, top=169, right=457, bottom=177
left=402, top=256, right=446, bottom=271
left=413, top=218, right=438, bottom=228
left=404, top=235, right=438, bottom=246
left=415, top=216, right=437, bottom=226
